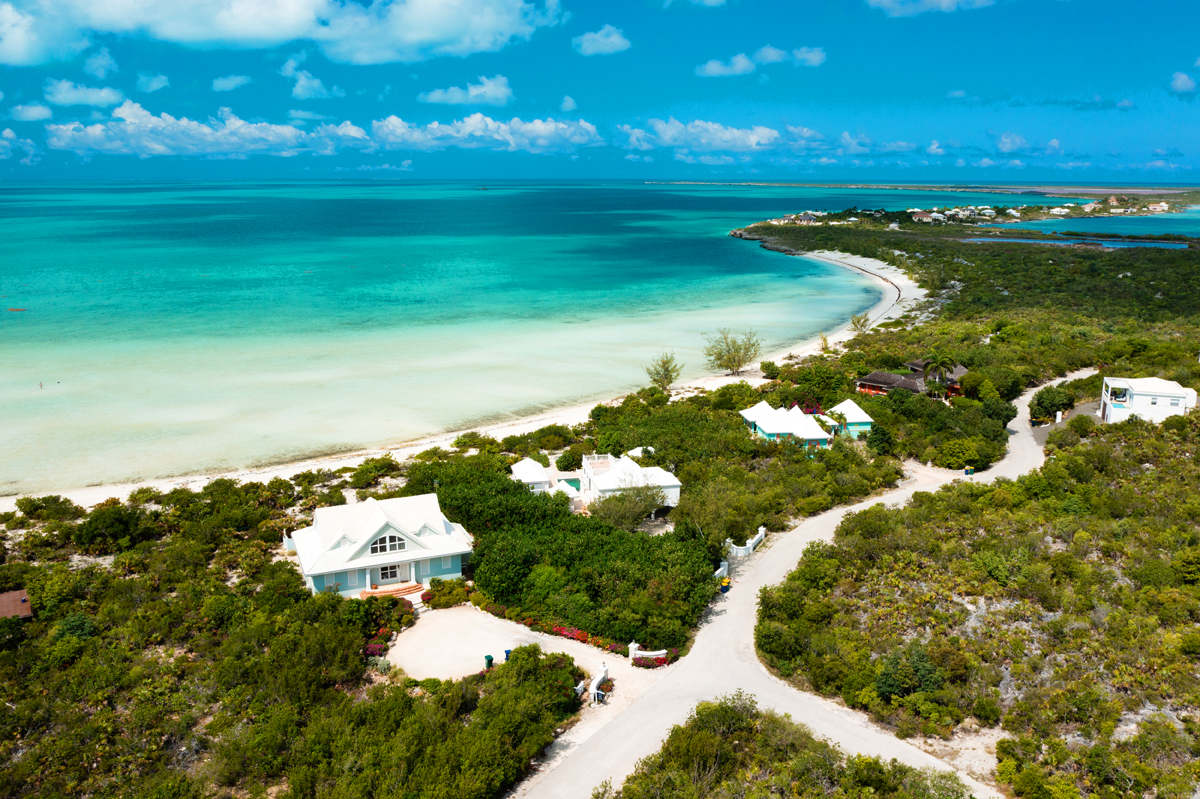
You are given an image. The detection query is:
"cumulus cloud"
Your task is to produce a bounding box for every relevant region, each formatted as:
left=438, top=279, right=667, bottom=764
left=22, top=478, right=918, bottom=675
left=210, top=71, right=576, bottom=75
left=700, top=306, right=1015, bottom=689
left=996, top=131, right=1026, bottom=152
left=791, top=47, right=826, bottom=67
left=697, top=45, right=824, bottom=76
left=560, top=95, right=576, bottom=112
left=373, top=113, right=602, bottom=153
left=838, top=131, right=870, bottom=155
left=946, top=89, right=967, bottom=98
left=356, top=160, right=413, bottom=171
left=975, top=157, right=995, bottom=167
left=925, top=139, right=945, bottom=155
left=137, top=73, right=169, bottom=93
left=623, top=152, right=652, bottom=162
left=212, top=75, right=251, bottom=92
left=0, top=127, right=39, bottom=164
left=0, top=0, right=564, bottom=66
left=866, top=0, right=994, bottom=17
left=45, top=79, right=123, bottom=106
left=675, top=152, right=735, bottom=165
left=45, top=100, right=373, bottom=157
left=881, top=140, right=916, bottom=152
left=1117, top=98, right=1135, bottom=109
left=572, top=24, right=629, bottom=56
left=11, top=102, right=51, bottom=120
left=281, top=54, right=344, bottom=99
left=1170, top=72, right=1197, bottom=93
left=287, top=109, right=331, bottom=125
left=83, top=46, right=116, bottom=79
left=786, top=125, right=822, bottom=140
left=418, top=75, right=512, bottom=106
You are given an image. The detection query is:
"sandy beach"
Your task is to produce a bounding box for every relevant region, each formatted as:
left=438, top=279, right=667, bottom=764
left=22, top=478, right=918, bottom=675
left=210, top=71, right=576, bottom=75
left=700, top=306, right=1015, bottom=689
left=0, top=250, right=924, bottom=513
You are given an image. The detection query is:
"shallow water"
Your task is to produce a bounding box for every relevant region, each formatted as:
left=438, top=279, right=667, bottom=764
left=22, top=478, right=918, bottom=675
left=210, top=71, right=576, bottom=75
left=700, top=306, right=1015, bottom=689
left=0, top=181, right=1078, bottom=494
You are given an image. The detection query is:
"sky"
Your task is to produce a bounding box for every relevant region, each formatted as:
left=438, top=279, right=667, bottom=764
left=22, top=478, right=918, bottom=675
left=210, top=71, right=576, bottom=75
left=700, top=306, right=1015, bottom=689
left=0, top=0, right=1197, bottom=181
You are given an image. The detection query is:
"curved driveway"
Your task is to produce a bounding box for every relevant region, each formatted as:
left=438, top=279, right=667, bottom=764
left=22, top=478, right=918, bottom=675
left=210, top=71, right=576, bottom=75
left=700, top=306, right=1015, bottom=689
left=515, top=370, right=1096, bottom=799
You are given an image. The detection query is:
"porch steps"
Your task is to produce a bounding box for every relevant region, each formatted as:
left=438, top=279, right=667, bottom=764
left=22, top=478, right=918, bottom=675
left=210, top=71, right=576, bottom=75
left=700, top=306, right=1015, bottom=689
left=360, top=581, right=424, bottom=600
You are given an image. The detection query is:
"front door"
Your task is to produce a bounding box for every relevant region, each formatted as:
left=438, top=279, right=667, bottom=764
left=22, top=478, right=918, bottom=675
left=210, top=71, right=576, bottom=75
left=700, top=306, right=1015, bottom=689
left=399, top=563, right=410, bottom=582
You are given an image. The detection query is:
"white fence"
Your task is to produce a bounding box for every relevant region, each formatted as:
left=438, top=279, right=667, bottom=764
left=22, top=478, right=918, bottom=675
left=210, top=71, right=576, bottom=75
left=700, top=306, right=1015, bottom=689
left=725, top=526, right=766, bottom=558
left=713, top=560, right=729, bottom=579
left=629, top=641, right=668, bottom=661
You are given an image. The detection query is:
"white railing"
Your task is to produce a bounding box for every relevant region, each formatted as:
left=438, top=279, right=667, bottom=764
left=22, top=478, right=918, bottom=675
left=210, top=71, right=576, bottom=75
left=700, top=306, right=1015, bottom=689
left=588, top=663, right=609, bottom=702
left=629, top=641, right=668, bottom=661
left=713, top=561, right=729, bottom=579
left=725, top=526, right=766, bottom=558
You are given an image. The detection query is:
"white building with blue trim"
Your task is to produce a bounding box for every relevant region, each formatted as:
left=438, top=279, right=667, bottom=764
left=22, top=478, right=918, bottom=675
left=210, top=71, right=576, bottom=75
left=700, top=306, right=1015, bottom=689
left=739, top=401, right=832, bottom=448
left=289, top=494, right=473, bottom=598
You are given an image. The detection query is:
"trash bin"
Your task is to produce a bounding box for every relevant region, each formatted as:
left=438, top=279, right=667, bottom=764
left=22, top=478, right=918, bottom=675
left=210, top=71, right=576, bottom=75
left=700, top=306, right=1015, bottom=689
left=485, top=655, right=494, bottom=669
left=504, top=649, right=512, bottom=662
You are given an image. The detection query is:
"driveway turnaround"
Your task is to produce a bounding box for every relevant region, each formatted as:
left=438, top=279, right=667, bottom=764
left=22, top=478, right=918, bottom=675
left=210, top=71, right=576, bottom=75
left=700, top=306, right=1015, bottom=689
left=513, top=370, right=1095, bottom=799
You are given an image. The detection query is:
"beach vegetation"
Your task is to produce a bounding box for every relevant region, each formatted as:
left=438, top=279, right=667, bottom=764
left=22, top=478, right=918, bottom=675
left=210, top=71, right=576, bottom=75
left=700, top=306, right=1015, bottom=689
left=589, top=484, right=667, bottom=531
left=703, top=328, right=763, bottom=375
left=595, top=692, right=971, bottom=799
left=850, top=311, right=872, bottom=334
left=645, top=351, right=684, bottom=392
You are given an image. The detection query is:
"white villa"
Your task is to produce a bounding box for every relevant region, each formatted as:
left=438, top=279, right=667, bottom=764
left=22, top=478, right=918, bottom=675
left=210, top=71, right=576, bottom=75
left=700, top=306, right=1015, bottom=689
left=1100, top=377, right=1197, bottom=424
left=739, top=401, right=832, bottom=448
left=510, top=457, right=553, bottom=493
left=288, top=494, right=473, bottom=598
left=580, top=453, right=682, bottom=506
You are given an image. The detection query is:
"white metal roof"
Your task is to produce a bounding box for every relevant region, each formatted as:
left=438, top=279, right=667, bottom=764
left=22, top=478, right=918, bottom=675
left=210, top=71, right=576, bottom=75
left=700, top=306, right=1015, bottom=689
left=1105, top=377, right=1195, bottom=397
left=830, top=398, right=874, bottom=424
left=292, top=494, right=472, bottom=577
left=740, top=401, right=833, bottom=441
left=511, top=457, right=550, bottom=484
left=586, top=455, right=681, bottom=492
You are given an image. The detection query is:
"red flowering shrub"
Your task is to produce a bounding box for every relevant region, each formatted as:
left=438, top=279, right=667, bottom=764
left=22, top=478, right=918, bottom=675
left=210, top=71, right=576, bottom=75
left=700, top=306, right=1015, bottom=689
left=631, top=648, right=680, bottom=669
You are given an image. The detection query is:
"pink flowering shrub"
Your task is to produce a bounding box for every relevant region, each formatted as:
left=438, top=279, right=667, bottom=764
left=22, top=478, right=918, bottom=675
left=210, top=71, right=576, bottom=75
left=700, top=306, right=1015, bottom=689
left=631, top=648, right=680, bottom=669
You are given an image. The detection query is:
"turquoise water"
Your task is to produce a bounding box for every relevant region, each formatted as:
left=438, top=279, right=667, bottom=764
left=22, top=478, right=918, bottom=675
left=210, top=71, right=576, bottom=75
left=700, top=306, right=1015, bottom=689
left=1001, top=205, right=1200, bottom=237
left=964, top=237, right=1188, bottom=249
left=0, top=181, right=1077, bottom=494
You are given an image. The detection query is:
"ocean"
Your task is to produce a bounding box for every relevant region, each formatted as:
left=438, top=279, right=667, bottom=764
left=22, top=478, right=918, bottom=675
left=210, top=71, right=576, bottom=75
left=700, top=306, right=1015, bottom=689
left=1, top=181, right=1077, bottom=495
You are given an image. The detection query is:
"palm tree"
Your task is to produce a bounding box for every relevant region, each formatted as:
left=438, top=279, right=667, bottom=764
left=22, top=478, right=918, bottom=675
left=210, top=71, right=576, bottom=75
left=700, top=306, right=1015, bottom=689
left=921, top=351, right=957, bottom=397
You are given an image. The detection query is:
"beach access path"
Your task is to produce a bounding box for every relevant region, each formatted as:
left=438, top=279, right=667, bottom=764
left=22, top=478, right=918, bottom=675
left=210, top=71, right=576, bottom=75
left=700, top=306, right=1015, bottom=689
left=510, top=368, right=1096, bottom=799
left=0, top=249, right=925, bottom=514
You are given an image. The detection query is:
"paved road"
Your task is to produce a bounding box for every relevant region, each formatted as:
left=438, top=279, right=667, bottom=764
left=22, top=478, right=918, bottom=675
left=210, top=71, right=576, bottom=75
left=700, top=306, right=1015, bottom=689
left=516, top=370, right=1096, bottom=799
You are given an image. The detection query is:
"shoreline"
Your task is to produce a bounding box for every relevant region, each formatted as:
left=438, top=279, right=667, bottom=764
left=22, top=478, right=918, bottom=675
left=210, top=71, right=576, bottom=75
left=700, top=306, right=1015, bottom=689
left=0, top=249, right=924, bottom=513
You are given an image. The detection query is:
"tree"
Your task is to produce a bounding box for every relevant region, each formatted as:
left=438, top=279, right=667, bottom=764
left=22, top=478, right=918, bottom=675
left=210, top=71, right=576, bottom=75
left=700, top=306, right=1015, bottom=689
left=704, top=329, right=763, bottom=376
left=922, top=351, right=958, bottom=397
left=867, top=424, right=896, bottom=455
left=1029, top=385, right=1074, bottom=421
left=850, top=313, right=871, bottom=335
left=589, top=484, right=667, bottom=531
left=645, top=352, right=684, bottom=391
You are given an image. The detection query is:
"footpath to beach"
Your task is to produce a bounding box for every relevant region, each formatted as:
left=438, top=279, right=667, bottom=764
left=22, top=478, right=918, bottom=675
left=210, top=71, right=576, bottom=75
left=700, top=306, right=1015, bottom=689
left=0, top=249, right=925, bottom=513
left=510, top=368, right=1096, bottom=799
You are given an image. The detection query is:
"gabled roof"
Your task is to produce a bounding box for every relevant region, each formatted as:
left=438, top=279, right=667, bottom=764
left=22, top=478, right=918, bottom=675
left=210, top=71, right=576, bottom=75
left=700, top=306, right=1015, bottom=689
left=857, top=371, right=925, bottom=393
left=830, top=398, right=873, bottom=424
left=293, top=494, right=472, bottom=577
left=585, top=454, right=681, bottom=491
left=511, top=457, right=550, bottom=484
left=740, top=401, right=832, bottom=441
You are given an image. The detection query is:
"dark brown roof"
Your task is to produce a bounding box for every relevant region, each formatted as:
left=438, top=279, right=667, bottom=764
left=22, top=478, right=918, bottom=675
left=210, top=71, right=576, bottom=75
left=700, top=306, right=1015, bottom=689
left=903, top=360, right=969, bottom=382
left=0, top=589, right=32, bottom=620
left=857, top=371, right=925, bottom=393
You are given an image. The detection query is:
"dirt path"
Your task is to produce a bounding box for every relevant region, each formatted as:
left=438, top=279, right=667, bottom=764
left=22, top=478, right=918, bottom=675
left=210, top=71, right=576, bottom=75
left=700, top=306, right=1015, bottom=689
left=513, top=369, right=1096, bottom=799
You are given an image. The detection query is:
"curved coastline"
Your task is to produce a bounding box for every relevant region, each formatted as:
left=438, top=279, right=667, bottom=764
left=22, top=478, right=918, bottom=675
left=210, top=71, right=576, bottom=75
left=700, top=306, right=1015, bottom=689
left=0, top=246, right=923, bottom=513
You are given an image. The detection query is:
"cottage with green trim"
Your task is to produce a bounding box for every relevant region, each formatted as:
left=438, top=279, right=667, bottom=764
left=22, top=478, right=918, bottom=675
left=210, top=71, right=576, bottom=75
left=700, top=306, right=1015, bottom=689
left=289, top=494, right=473, bottom=598
left=828, top=398, right=873, bottom=439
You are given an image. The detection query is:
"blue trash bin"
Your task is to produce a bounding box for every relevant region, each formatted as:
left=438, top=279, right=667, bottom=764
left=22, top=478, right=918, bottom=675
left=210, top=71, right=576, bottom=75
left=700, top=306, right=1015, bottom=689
left=504, top=649, right=512, bottom=662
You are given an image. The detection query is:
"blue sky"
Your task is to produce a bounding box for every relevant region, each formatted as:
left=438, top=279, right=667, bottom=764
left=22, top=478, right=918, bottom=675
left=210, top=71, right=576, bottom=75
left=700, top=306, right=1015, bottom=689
left=0, top=0, right=1197, bottom=181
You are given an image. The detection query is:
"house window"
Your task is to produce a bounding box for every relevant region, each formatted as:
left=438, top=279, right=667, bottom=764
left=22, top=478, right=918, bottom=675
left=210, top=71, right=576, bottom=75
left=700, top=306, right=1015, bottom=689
left=442, top=556, right=452, bottom=569
left=420, top=560, right=430, bottom=575
left=1171, top=398, right=1181, bottom=407
left=348, top=571, right=358, bottom=587
left=370, top=535, right=405, bottom=554
left=380, top=565, right=398, bottom=580
left=1151, top=397, right=1158, bottom=406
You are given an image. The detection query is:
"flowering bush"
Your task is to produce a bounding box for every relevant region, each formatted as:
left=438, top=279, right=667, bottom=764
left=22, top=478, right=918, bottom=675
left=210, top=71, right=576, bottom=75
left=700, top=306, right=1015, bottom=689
left=484, top=602, right=507, bottom=618
left=552, top=625, right=589, bottom=643
left=420, top=590, right=433, bottom=603
left=632, top=648, right=680, bottom=669
left=365, top=642, right=388, bottom=657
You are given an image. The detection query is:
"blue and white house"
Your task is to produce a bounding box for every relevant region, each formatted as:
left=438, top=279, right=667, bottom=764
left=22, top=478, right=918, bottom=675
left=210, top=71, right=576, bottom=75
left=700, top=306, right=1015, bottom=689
left=828, top=399, right=874, bottom=439
left=739, top=401, right=832, bottom=448
left=289, top=494, right=473, bottom=598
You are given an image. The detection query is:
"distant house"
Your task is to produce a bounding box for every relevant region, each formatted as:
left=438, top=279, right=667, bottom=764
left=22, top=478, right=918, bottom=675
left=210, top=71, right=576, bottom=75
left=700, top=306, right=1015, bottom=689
left=1148, top=202, right=1169, bottom=212
left=0, top=589, right=33, bottom=620
left=1082, top=203, right=1099, bottom=212
left=1100, top=377, right=1197, bottom=424
left=888, top=222, right=900, bottom=230
left=739, top=401, right=832, bottom=448
left=1108, top=195, right=1120, bottom=205
left=904, top=359, right=969, bottom=393
left=1049, top=207, right=1070, bottom=216
left=291, top=495, right=473, bottom=597
left=580, top=454, right=682, bottom=506
left=979, top=209, right=997, bottom=217
left=930, top=212, right=947, bottom=222
left=795, top=213, right=819, bottom=225
left=856, top=370, right=925, bottom=396
left=1006, top=209, right=1022, bottom=217
left=828, top=398, right=874, bottom=439
left=912, top=211, right=933, bottom=223
left=511, top=457, right=552, bottom=493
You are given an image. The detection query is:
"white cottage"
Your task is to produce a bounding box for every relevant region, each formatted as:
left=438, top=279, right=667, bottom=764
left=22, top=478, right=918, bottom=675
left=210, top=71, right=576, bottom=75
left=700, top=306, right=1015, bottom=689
left=829, top=398, right=874, bottom=439
left=1100, top=377, right=1197, bottom=424
left=289, top=494, right=473, bottom=597
left=510, top=457, right=552, bottom=493
left=580, top=454, right=682, bottom=506
left=739, top=401, right=833, bottom=448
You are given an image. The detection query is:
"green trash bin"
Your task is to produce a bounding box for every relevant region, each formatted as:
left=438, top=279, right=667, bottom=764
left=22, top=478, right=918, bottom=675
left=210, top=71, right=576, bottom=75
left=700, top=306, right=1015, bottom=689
left=485, top=655, right=494, bottom=669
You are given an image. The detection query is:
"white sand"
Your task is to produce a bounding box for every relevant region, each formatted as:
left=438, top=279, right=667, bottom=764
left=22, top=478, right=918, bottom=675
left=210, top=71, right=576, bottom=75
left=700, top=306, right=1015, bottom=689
left=0, top=251, right=924, bottom=514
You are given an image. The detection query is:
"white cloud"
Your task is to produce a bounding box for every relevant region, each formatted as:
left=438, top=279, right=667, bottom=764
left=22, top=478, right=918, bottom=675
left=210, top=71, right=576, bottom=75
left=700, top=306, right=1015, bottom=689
left=642, top=118, right=779, bottom=152
left=925, top=139, right=945, bottom=155
left=623, top=152, right=652, bottom=162
left=696, top=53, right=755, bottom=77
left=752, top=45, right=789, bottom=64
left=572, top=24, right=630, bottom=56
left=287, top=109, right=330, bottom=125
left=1141, top=160, right=1184, bottom=170
left=45, top=79, right=123, bottom=106
left=356, top=160, right=412, bottom=171
left=1196, top=57, right=1200, bottom=67
left=996, top=131, right=1026, bottom=152
left=46, top=100, right=373, bottom=157
left=83, top=46, right=116, bottom=79
left=212, top=75, right=251, bottom=92
left=675, top=152, right=735, bottom=165
left=0, top=0, right=563, bottom=66
left=0, top=127, right=39, bottom=164
left=1170, top=71, right=1197, bottom=93
left=838, top=131, right=870, bottom=154
left=1005, top=159, right=1024, bottom=168
left=813, top=157, right=836, bottom=165
left=1044, top=138, right=1062, bottom=154
left=560, top=95, right=576, bottom=112
left=11, top=102, right=51, bottom=120
left=954, top=158, right=966, bottom=167
left=281, top=54, right=344, bottom=100
left=1117, top=98, right=1135, bottom=109
left=866, top=0, right=994, bottom=17
left=1055, top=161, right=1091, bottom=170
left=975, top=157, right=995, bottom=167
left=373, top=112, right=603, bottom=154
left=418, top=74, right=512, bottom=106
left=881, top=140, right=916, bottom=152
left=946, top=89, right=967, bottom=98
left=791, top=47, right=825, bottom=67
left=137, top=73, right=169, bottom=93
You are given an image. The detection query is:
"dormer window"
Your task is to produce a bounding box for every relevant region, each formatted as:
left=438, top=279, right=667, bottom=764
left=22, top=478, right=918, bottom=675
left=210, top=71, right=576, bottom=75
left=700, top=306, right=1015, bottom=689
left=370, top=535, right=405, bottom=554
